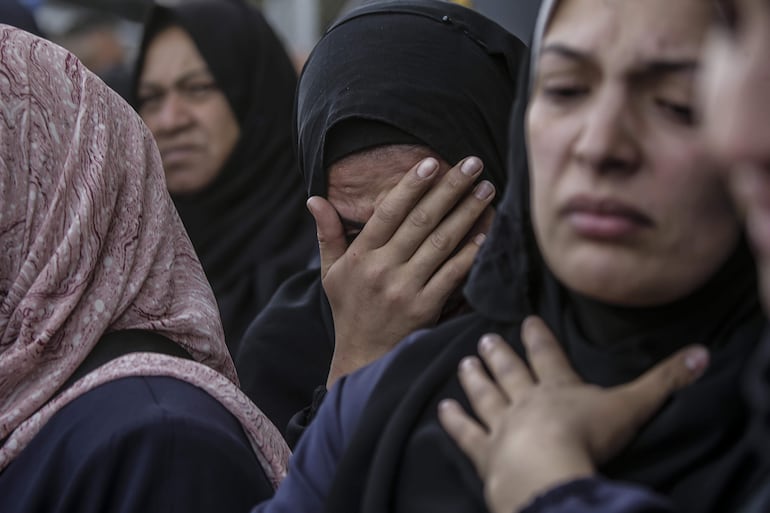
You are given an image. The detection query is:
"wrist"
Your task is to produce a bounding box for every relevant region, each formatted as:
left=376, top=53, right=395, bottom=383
left=487, top=455, right=594, bottom=513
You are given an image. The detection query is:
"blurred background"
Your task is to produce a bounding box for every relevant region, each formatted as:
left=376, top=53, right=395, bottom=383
left=6, top=0, right=536, bottom=99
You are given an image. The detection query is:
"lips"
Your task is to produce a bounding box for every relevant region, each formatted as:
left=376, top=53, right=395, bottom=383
left=561, top=196, right=654, bottom=239
left=160, top=145, right=200, bottom=167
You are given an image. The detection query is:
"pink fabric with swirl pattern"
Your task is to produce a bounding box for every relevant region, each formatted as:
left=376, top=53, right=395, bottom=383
left=0, top=25, right=289, bottom=486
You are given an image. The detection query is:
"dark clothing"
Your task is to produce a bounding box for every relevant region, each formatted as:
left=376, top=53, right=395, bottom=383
left=236, top=268, right=334, bottom=436
left=0, top=376, right=273, bottom=513
left=325, top=305, right=765, bottom=513
left=249, top=334, right=408, bottom=513
left=519, top=475, right=770, bottom=513
left=320, top=5, right=768, bottom=511
left=236, top=0, right=526, bottom=436
left=131, top=0, right=316, bottom=350
left=521, top=478, right=676, bottom=513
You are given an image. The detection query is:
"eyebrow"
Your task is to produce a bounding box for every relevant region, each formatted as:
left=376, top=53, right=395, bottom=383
left=539, top=43, right=698, bottom=77
left=634, top=60, right=698, bottom=77
left=540, top=43, right=591, bottom=64
left=138, top=68, right=214, bottom=91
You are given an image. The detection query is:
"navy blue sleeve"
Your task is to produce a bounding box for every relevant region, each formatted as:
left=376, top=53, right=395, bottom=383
left=251, top=331, right=425, bottom=513
left=521, top=478, right=677, bottom=513
left=0, top=376, right=273, bottom=513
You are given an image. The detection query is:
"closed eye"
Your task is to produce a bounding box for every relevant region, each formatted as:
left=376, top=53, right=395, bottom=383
left=541, top=85, right=589, bottom=104
left=340, top=217, right=366, bottom=245
left=655, top=98, right=695, bottom=125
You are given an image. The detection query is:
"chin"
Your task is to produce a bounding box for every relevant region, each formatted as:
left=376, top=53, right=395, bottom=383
left=165, top=170, right=211, bottom=195
left=551, top=251, right=666, bottom=306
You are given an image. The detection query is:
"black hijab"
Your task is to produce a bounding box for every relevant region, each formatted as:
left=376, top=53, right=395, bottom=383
left=295, top=0, right=526, bottom=197
left=131, top=0, right=316, bottom=350
left=324, top=2, right=767, bottom=512
left=236, top=0, right=527, bottom=438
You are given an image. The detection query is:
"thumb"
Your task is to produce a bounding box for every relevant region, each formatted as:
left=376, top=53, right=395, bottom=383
left=608, top=345, right=709, bottom=448
left=307, top=196, right=347, bottom=279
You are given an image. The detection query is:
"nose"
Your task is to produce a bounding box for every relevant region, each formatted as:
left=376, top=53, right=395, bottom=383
left=152, top=91, right=194, bottom=135
left=574, top=87, right=640, bottom=175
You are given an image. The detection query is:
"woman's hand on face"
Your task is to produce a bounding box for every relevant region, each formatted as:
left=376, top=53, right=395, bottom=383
left=307, top=156, right=496, bottom=388
left=438, top=316, right=710, bottom=513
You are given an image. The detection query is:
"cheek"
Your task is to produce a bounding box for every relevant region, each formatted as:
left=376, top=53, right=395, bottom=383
left=699, top=34, right=738, bottom=149
left=649, top=141, right=732, bottom=226
left=656, top=158, right=738, bottom=272
left=205, top=105, right=240, bottom=164
left=526, top=103, right=575, bottom=247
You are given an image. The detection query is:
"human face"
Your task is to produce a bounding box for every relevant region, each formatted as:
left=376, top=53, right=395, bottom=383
left=701, top=0, right=770, bottom=304
left=527, top=0, right=740, bottom=306
left=137, top=26, right=240, bottom=194
left=326, top=145, right=453, bottom=242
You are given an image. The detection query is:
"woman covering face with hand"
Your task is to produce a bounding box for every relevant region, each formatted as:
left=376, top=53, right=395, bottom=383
left=313, top=0, right=767, bottom=512
left=0, top=26, right=288, bottom=513
left=133, top=0, right=316, bottom=350
left=236, top=0, right=525, bottom=439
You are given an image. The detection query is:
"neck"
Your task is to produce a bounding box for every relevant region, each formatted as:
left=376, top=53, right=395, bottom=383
left=559, top=237, right=760, bottom=352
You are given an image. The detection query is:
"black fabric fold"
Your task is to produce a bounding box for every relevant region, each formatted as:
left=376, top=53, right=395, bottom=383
left=296, top=0, right=526, bottom=197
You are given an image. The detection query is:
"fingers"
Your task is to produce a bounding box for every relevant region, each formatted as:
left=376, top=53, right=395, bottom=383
left=420, top=231, right=486, bottom=308
left=476, top=334, right=533, bottom=401
left=613, top=345, right=709, bottom=431
left=408, top=182, right=496, bottom=283
left=356, top=157, right=440, bottom=249
left=457, top=355, right=510, bottom=428
left=307, top=196, right=348, bottom=279
left=437, top=399, right=488, bottom=475
left=387, top=156, right=487, bottom=258
left=521, top=316, right=581, bottom=386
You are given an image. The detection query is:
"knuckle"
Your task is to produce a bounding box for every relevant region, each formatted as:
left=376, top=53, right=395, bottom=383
left=437, top=261, right=466, bottom=287
left=407, top=205, right=432, bottom=229
left=408, top=303, right=435, bottom=325
left=445, top=172, right=467, bottom=192
left=363, top=261, right=388, bottom=284
left=374, top=201, right=400, bottom=225
left=383, top=284, right=407, bottom=307
left=429, top=230, right=453, bottom=252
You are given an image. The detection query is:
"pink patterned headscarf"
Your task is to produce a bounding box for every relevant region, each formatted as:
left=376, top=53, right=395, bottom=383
left=0, top=25, right=289, bottom=485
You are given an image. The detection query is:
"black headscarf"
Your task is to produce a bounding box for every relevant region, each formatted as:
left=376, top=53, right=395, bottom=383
left=296, top=0, right=526, bottom=197
left=130, top=0, right=316, bottom=350
left=324, top=1, right=768, bottom=512
left=236, top=0, right=526, bottom=437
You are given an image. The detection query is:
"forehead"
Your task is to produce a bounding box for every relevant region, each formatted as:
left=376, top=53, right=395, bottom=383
left=140, top=26, right=208, bottom=84
left=543, top=0, right=710, bottom=65
left=327, top=145, right=439, bottom=194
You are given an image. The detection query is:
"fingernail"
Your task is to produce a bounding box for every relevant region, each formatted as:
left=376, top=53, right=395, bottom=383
left=473, top=181, right=494, bottom=200
left=459, top=356, right=476, bottom=371
left=306, top=197, right=318, bottom=215
left=473, top=233, right=487, bottom=246
left=417, top=158, right=439, bottom=178
left=479, top=334, right=496, bottom=354
left=684, top=347, right=709, bottom=372
left=461, top=157, right=483, bottom=176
